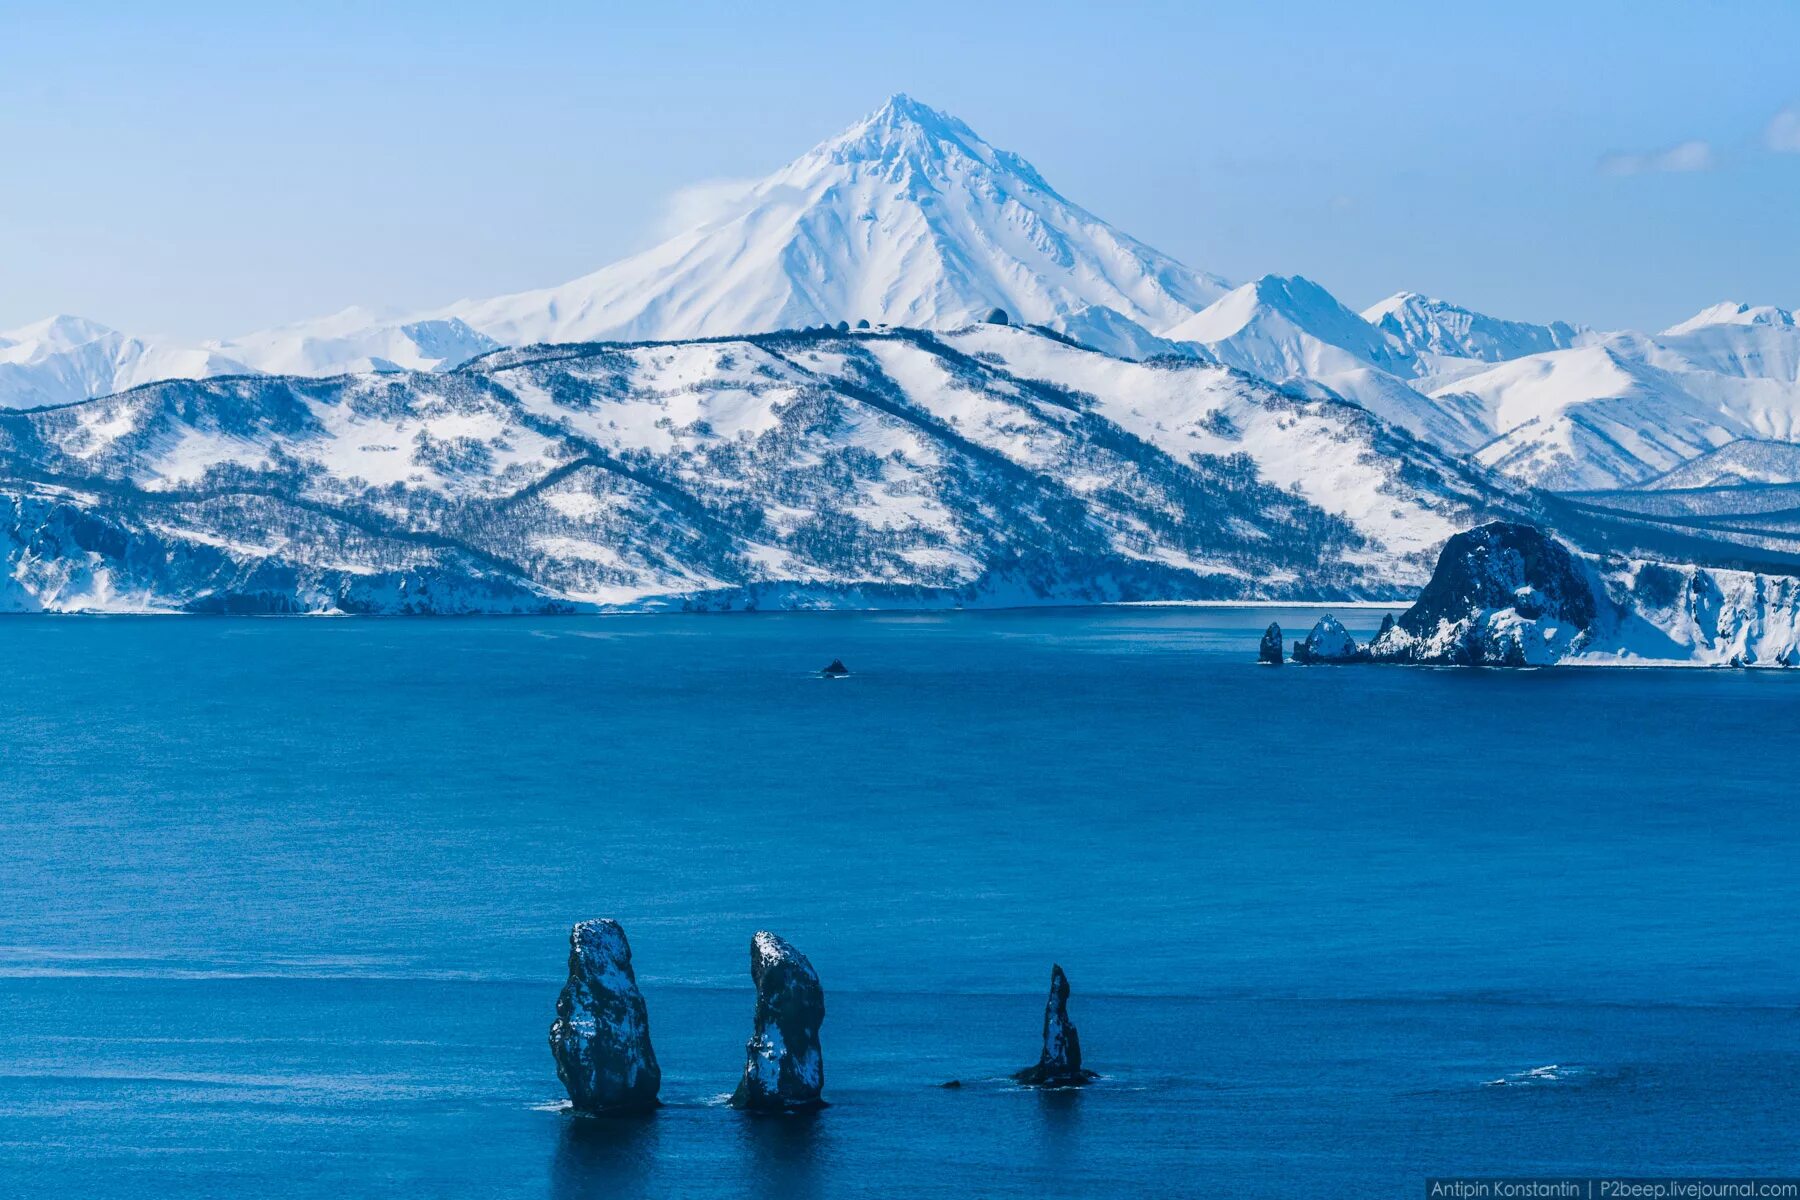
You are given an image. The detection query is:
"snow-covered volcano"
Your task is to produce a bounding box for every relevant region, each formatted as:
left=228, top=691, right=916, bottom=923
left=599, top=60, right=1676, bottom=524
left=1, top=95, right=1230, bottom=408
left=9, top=93, right=1800, bottom=513
left=447, top=93, right=1229, bottom=346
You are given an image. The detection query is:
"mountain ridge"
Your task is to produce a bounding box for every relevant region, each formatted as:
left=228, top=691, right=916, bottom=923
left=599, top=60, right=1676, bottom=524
left=0, top=323, right=1526, bottom=613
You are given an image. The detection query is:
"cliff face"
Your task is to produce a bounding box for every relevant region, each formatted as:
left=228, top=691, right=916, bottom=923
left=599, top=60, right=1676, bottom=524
left=1370, top=523, right=1596, bottom=665
left=1369, top=521, right=1800, bottom=667
left=1597, top=557, right=1800, bottom=667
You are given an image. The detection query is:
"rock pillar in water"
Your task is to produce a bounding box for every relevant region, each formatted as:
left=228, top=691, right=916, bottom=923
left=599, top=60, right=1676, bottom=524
left=1013, top=964, right=1098, bottom=1087
left=1259, top=622, right=1284, bottom=664
left=729, top=931, right=826, bottom=1111
left=548, top=919, right=662, bottom=1113
left=1292, top=614, right=1363, bottom=663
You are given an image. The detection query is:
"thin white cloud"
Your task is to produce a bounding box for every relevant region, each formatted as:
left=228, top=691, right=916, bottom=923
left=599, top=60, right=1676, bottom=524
left=654, top=177, right=760, bottom=239
left=1599, top=139, right=1716, bottom=176
left=1767, top=106, right=1800, bottom=153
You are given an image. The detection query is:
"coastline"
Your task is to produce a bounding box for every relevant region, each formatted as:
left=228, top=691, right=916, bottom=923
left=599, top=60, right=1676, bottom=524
left=0, top=598, right=1413, bottom=619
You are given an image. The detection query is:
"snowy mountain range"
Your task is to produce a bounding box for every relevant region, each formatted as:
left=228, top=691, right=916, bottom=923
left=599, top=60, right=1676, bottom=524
left=10, top=91, right=1800, bottom=597
left=1142, top=279, right=1800, bottom=492
left=206, top=307, right=501, bottom=376
left=0, top=323, right=1524, bottom=612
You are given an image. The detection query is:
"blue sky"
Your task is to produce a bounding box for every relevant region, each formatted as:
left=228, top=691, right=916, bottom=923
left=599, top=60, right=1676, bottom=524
left=3, top=0, right=1797, bottom=339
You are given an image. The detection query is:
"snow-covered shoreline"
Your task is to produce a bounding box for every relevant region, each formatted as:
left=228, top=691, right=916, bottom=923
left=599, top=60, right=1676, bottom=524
left=1272, top=522, right=1800, bottom=669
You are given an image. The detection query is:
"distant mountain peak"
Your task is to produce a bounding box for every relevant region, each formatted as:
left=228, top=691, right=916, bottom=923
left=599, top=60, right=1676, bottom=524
left=1167, top=274, right=1413, bottom=374
left=1156, top=275, right=1495, bottom=448
left=0, top=313, right=249, bottom=409
left=1363, top=291, right=1589, bottom=362
left=2, top=313, right=122, bottom=353
left=1663, top=301, right=1797, bottom=336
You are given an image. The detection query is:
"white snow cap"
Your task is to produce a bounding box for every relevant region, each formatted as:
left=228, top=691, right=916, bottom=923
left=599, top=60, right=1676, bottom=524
left=1662, top=301, right=1798, bottom=336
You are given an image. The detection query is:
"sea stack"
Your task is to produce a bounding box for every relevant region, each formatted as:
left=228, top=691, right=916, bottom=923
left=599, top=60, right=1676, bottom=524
left=548, top=919, right=662, bottom=1114
left=820, top=659, right=850, bottom=678
left=729, top=931, right=827, bottom=1111
left=1258, top=622, right=1283, bottom=664
left=1013, top=964, right=1098, bottom=1087
left=1291, top=614, right=1364, bottom=663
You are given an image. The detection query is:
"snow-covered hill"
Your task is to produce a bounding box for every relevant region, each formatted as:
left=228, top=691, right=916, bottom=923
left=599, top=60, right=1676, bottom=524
left=1436, top=318, right=1800, bottom=489
left=1662, top=301, right=1797, bottom=335
left=206, top=307, right=500, bottom=375
left=0, top=316, right=251, bottom=410
left=1641, top=439, right=1800, bottom=490
left=0, top=323, right=1522, bottom=613
left=1159, top=275, right=1486, bottom=450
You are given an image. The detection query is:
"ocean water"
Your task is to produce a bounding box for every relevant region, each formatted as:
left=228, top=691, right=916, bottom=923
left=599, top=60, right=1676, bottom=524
left=1, top=610, right=1795, bottom=1197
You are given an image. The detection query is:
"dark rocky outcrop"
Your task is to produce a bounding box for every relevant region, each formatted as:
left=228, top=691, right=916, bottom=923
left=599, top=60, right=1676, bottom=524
left=1290, top=614, right=1365, bottom=663
left=1258, top=622, right=1283, bottom=664
left=729, top=931, right=827, bottom=1111
left=820, top=659, right=850, bottom=677
left=1013, top=964, right=1097, bottom=1087
left=1370, top=522, right=1599, bottom=666
left=548, top=919, right=662, bottom=1114
left=1252, top=520, right=1800, bottom=668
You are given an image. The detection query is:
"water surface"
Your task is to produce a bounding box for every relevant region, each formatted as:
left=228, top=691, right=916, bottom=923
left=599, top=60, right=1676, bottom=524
left=1, top=611, right=1794, bottom=1196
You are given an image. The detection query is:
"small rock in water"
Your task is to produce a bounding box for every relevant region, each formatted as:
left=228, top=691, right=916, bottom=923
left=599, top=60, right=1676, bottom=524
left=1290, top=614, right=1364, bottom=664
left=820, top=659, right=850, bottom=677
left=938, top=1079, right=963, bottom=1089
left=729, top=931, right=827, bottom=1111
left=548, top=919, right=662, bottom=1114
left=1013, top=964, right=1097, bottom=1087
left=1258, top=622, right=1284, bottom=665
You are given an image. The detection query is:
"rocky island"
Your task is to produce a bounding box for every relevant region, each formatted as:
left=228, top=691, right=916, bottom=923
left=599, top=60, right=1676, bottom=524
left=1289, top=614, right=1366, bottom=663
left=1270, top=521, right=1800, bottom=667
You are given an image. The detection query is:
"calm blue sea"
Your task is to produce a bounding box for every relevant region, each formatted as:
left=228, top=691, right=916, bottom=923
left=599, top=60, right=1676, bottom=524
left=1, top=610, right=1796, bottom=1197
